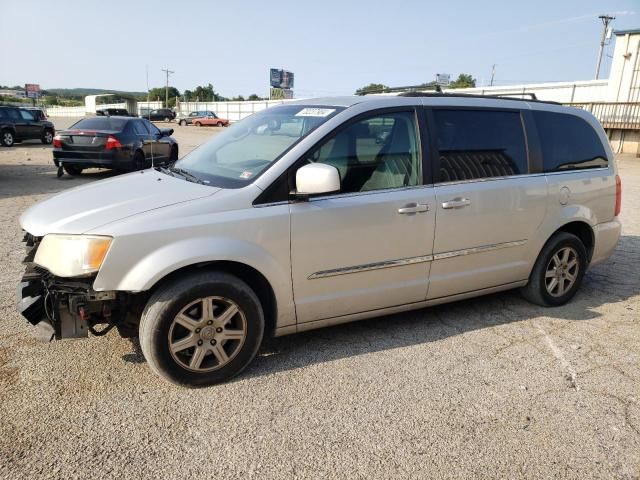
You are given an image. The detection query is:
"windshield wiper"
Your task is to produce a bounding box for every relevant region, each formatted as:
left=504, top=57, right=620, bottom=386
left=170, top=166, right=204, bottom=184
left=156, top=165, right=204, bottom=184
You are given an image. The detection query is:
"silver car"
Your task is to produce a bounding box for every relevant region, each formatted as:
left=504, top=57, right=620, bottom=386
left=17, top=95, right=622, bottom=386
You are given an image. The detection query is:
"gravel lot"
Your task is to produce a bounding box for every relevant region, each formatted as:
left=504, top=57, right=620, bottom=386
left=0, top=118, right=638, bottom=479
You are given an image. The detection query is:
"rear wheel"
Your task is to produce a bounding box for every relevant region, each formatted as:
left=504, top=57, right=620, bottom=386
left=63, top=165, right=83, bottom=176
left=1, top=129, right=14, bottom=147
left=170, top=145, right=178, bottom=162
left=41, top=129, right=54, bottom=144
left=521, top=232, right=588, bottom=307
left=139, top=271, right=264, bottom=386
left=164, top=116, right=171, bottom=122
left=217, top=122, right=223, bottom=127
left=179, top=120, right=187, bottom=126
left=195, top=121, right=202, bottom=127
left=133, top=150, right=147, bottom=171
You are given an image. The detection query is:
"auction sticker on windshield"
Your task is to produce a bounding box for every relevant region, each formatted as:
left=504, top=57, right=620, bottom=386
left=295, top=108, right=336, bottom=117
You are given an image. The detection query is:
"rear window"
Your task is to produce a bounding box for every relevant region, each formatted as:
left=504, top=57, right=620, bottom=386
left=70, top=117, right=129, bottom=131
left=433, top=109, right=528, bottom=182
left=534, top=111, right=608, bottom=172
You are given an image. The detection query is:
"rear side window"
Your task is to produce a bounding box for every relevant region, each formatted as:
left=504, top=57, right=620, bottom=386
left=433, top=109, right=528, bottom=182
left=6, top=109, right=20, bottom=120
left=533, top=111, right=608, bottom=172
left=0, top=109, right=6, bottom=119
left=70, top=117, right=128, bottom=131
left=131, top=120, right=148, bottom=135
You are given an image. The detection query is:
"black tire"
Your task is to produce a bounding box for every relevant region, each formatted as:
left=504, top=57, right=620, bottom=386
left=41, top=129, right=54, bottom=145
left=169, top=145, right=178, bottom=162
left=133, top=150, right=147, bottom=171
left=217, top=122, right=223, bottom=127
left=139, top=271, right=264, bottom=387
left=195, top=121, right=202, bottom=127
left=63, top=165, right=83, bottom=176
left=179, top=120, right=187, bottom=126
left=521, top=232, right=588, bottom=307
left=164, top=117, right=171, bottom=122
left=1, top=129, right=15, bottom=147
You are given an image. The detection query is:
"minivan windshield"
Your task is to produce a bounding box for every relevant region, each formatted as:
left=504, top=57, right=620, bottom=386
left=172, top=104, right=343, bottom=187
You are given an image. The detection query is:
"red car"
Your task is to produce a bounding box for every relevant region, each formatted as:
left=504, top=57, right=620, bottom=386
left=192, top=113, right=229, bottom=127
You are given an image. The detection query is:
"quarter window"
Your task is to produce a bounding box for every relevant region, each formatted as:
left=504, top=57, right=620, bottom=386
left=433, top=110, right=528, bottom=182
left=306, top=111, right=421, bottom=194
left=533, top=111, right=608, bottom=172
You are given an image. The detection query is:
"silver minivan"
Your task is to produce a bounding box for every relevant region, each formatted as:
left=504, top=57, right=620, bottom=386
left=17, top=95, right=622, bottom=386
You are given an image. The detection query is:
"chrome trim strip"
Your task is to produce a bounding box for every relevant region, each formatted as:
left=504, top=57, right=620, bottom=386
left=308, top=255, right=433, bottom=279
left=308, top=240, right=528, bottom=279
left=433, top=239, right=527, bottom=260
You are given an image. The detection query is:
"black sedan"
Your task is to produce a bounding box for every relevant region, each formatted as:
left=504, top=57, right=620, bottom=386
left=53, top=116, right=178, bottom=176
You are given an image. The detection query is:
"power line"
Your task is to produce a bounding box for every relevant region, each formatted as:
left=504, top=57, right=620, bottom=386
left=595, top=14, right=615, bottom=79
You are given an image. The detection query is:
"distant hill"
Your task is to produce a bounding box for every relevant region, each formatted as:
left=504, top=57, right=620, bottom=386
left=44, top=88, right=147, bottom=97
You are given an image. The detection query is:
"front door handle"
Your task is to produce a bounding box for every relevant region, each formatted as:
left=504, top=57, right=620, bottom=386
left=441, top=198, right=471, bottom=209
left=398, top=203, right=429, bottom=214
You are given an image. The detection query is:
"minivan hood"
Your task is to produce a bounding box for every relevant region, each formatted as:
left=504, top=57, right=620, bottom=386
left=20, top=170, right=219, bottom=236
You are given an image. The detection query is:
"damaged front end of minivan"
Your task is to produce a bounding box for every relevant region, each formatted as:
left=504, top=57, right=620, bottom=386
left=17, top=232, right=140, bottom=341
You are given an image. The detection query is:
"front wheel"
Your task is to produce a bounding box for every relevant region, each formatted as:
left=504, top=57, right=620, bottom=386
left=195, top=121, right=202, bottom=127
left=164, top=117, right=171, bottom=122
left=521, top=232, right=588, bottom=307
left=139, top=271, right=265, bottom=386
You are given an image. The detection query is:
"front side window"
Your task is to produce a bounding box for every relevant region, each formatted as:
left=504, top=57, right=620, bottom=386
left=534, top=111, right=608, bottom=172
left=433, top=109, right=527, bottom=182
left=174, top=104, right=343, bottom=187
left=305, top=111, right=421, bottom=194
left=19, top=109, right=35, bottom=121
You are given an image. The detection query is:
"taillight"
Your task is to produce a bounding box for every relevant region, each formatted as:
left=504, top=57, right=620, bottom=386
left=53, top=135, right=62, bottom=148
left=105, top=135, right=122, bottom=151
left=615, top=174, right=622, bottom=216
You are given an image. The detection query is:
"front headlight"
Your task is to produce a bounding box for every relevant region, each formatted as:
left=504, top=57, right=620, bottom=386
left=34, top=235, right=113, bottom=278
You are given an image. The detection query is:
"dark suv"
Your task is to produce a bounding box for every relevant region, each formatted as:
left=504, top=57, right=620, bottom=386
left=141, top=108, right=176, bottom=122
left=0, top=106, right=55, bottom=147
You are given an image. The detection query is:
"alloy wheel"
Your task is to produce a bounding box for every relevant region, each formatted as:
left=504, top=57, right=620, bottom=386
left=545, top=246, right=579, bottom=297
left=168, top=296, right=247, bottom=372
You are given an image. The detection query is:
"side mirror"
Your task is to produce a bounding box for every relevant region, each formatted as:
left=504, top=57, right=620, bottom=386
left=160, top=128, right=174, bottom=137
left=295, top=163, right=340, bottom=197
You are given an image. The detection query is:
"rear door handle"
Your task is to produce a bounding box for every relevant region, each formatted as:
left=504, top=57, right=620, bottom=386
left=441, top=198, right=471, bottom=209
left=398, top=203, right=429, bottom=214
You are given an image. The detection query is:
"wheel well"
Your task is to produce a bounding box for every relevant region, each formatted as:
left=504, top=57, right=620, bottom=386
left=554, top=221, right=595, bottom=261
left=148, top=261, right=278, bottom=337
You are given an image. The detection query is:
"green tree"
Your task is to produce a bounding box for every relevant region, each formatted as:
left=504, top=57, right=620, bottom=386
left=247, top=93, right=264, bottom=101
left=355, top=83, right=390, bottom=95
left=448, top=73, right=476, bottom=89
left=148, top=86, right=181, bottom=104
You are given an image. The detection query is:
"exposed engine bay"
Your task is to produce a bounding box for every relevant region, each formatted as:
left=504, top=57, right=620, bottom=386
left=17, top=233, right=140, bottom=340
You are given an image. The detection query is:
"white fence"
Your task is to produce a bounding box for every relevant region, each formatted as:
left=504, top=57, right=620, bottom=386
left=45, top=105, right=86, bottom=117
left=443, top=80, right=609, bottom=103
left=178, top=100, right=295, bottom=122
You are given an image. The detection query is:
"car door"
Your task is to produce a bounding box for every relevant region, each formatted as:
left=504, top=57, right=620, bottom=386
left=425, top=108, right=547, bottom=300
left=142, top=119, right=170, bottom=163
left=131, top=119, right=153, bottom=162
left=290, top=108, right=436, bottom=323
left=7, top=108, right=28, bottom=139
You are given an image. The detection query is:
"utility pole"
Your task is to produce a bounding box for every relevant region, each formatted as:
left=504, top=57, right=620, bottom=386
left=595, top=15, right=615, bottom=79
left=490, top=64, right=496, bottom=87
left=161, top=67, right=174, bottom=108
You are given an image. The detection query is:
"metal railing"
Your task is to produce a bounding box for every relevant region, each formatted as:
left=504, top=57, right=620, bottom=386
left=565, top=102, right=640, bottom=130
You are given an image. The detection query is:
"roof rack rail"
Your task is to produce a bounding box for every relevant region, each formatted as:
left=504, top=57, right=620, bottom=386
left=357, top=84, right=442, bottom=95
left=395, top=91, right=560, bottom=105
left=491, top=92, right=538, bottom=100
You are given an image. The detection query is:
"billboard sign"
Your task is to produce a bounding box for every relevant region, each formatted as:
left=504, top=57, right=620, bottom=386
left=435, top=74, right=450, bottom=86
left=269, top=69, right=294, bottom=89
left=25, top=83, right=41, bottom=99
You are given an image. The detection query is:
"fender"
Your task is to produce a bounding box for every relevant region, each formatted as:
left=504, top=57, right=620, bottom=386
left=93, top=235, right=296, bottom=326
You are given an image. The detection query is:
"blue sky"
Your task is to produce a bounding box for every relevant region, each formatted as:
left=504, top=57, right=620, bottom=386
left=1, top=0, right=638, bottom=97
